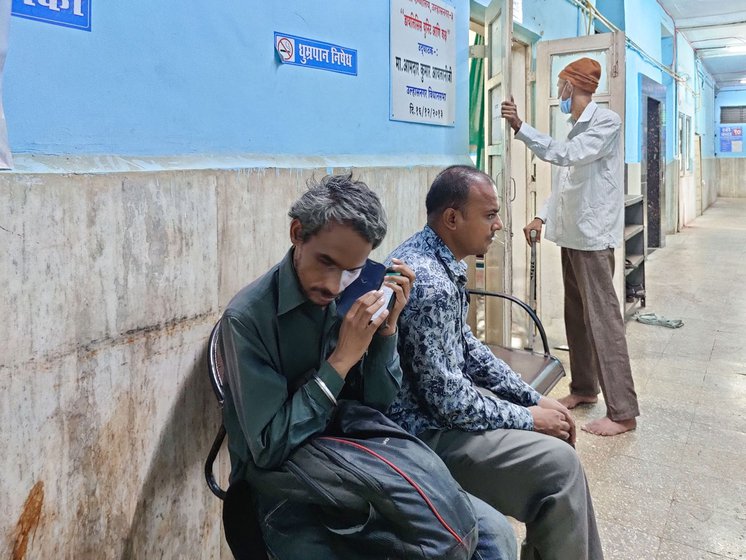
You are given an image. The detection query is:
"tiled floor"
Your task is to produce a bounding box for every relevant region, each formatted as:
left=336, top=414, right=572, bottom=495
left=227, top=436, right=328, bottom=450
left=518, top=198, right=746, bottom=559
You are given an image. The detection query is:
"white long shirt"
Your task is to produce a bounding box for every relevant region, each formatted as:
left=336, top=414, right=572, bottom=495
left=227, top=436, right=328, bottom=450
left=515, top=101, right=624, bottom=250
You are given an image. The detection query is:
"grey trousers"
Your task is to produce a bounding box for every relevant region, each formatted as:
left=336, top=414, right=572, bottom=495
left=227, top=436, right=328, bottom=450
left=419, top=427, right=604, bottom=560
left=561, top=247, right=640, bottom=421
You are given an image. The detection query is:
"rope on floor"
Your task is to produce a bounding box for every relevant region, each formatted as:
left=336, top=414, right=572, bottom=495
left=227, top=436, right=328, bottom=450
left=633, top=312, right=684, bottom=329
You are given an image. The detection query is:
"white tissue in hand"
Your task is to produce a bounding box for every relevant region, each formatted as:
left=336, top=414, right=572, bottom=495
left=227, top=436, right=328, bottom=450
left=371, top=284, right=394, bottom=322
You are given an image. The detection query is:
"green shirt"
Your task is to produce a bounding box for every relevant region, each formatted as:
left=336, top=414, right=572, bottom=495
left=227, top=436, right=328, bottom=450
left=220, top=249, right=402, bottom=480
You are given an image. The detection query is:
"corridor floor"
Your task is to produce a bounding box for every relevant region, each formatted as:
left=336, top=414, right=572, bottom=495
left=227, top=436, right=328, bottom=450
left=532, top=198, right=746, bottom=559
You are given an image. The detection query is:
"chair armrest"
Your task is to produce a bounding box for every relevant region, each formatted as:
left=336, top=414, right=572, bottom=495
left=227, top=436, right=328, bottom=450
left=205, top=424, right=227, bottom=500
left=467, top=289, right=551, bottom=356
left=209, top=321, right=225, bottom=404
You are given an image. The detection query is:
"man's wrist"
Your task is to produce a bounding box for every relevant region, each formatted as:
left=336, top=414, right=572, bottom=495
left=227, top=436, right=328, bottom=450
left=377, top=324, right=397, bottom=337
left=327, top=353, right=353, bottom=379
left=534, top=216, right=545, bottom=224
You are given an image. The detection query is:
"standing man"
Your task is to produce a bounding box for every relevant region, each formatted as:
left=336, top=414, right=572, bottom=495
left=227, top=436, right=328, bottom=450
left=387, top=166, right=603, bottom=560
left=219, top=174, right=516, bottom=559
left=501, top=57, right=639, bottom=436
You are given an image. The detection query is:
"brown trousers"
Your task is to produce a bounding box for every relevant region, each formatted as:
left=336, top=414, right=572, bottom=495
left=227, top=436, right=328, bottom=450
left=561, top=247, right=639, bottom=421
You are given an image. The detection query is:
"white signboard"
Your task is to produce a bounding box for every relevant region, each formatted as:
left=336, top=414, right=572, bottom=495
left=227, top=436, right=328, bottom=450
left=390, top=0, right=456, bottom=126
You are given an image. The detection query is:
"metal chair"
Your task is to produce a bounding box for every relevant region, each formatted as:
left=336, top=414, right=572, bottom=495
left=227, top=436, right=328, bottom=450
left=205, top=321, right=227, bottom=499
left=205, top=320, right=269, bottom=560
left=467, top=289, right=565, bottom=395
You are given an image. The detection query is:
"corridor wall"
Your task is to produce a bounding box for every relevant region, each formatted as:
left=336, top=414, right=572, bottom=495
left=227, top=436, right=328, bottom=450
left=0, top=1, right=470, bottom=557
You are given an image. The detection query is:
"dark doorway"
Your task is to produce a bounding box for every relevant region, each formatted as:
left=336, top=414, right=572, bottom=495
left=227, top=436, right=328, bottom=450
left=646, top=98, right=662, bottom=248
left=640, top=75, right=666, bottom=250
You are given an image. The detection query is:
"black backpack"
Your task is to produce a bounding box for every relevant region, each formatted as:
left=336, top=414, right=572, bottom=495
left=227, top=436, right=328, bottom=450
left=251, top=400, right=479, bottom=560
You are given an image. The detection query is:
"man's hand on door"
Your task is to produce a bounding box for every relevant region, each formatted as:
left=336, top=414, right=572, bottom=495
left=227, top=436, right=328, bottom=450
left=500, top=96, right=523, bottom=133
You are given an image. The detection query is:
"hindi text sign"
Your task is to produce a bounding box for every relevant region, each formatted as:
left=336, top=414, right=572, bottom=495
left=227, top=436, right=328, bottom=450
left=274, top=32, right=357, bottom=76
left=390, top=0, right=456, bottom=126
left=12, top=0, right=91, bottom=31
left=720, top=126, right=743, bottom=153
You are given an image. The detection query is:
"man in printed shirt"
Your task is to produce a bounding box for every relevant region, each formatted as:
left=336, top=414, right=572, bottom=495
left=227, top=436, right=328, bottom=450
left=502, top=57, right=639, bottom=437
left=220, top=174, right=517, bottom=559
left=386, top=166, right=603, bottom=560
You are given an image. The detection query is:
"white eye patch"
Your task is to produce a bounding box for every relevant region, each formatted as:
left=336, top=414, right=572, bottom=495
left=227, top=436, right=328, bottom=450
left=339, top=269, right=361, bottom=292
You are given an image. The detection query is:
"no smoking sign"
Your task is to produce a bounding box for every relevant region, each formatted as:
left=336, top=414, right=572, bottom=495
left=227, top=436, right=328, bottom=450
left=275, top=35, right=295, bottom=62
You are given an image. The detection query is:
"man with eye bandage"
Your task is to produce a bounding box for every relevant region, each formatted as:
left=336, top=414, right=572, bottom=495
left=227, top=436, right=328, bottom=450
left=219, top=172, right=411, bottom=474
left=339, top=268, right=362, bottom=291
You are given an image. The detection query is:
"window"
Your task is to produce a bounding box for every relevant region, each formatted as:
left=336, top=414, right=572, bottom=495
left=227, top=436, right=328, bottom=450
left=721, top=106, right=746, bottom=124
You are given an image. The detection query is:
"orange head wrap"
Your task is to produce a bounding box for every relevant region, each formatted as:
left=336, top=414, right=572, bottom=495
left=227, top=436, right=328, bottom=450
left=559, top=57, right=602, bottom=94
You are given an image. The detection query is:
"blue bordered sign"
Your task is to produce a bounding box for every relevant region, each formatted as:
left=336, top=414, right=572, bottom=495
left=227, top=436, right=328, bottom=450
left=12, top=0, right=91, bottom=32
left=720, top=126, right=743, bottom=153
left=274, top=32, right=357, bottom=76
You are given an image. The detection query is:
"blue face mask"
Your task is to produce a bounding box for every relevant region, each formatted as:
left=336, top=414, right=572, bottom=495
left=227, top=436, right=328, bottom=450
left=559, top=82, right=573, bottom=114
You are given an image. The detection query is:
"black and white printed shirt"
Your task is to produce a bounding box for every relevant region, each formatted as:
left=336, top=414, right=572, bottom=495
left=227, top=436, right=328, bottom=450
left=386, top=225, right=541, bottom=435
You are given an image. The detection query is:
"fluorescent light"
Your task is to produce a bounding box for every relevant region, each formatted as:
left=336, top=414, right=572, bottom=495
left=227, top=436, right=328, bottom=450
left=700, top=44, right=746, bottom=59
left=741, top=79, right=746, bottom=84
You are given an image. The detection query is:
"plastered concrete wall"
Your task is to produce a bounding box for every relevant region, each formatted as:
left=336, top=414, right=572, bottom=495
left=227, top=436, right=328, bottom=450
left=679, top=173, right=696, bottom=228
left=717, top=159, right=746, bottom=198
left=664, top=161, right=679, bottom=233
left=1, top=165, right=436, bottom=559
left=702, top=158, right=718, bottom=209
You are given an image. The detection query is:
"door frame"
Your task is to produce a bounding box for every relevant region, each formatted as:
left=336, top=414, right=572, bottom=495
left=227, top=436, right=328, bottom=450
left=509, top=38, right=534, bottom=348
left=468, top=11, right=541, bottom=347
left=482, top=0, right=513, bottom=346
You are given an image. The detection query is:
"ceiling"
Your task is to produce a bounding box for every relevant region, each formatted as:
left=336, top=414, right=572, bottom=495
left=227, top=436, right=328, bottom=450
left=657, top=0, right=746, bottom=89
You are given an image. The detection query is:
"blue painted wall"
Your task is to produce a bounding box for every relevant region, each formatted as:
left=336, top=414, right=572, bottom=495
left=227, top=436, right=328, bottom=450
left=4, top=0, right=469, bottom=157
left=518, top=0, right=589, bottom=41
left=675, top=32, right=698, bottom=168
left=624, top=0, right=666, bottom=62
left=698, top=74, right=715, bottom=159
left=714, top=89, right=746, bottom=158
left=626, top=48, right=665, bottom=163
left=622, top=0, right=671, bottom=163
left=676, top=33, right=697, bottom=117
left=595, top=0, right=624, bottom=32
left=660, top=36, right=677, bottom=162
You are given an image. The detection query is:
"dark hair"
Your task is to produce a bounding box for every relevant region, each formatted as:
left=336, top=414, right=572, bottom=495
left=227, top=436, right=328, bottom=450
left=426, top=165, right=493, bottom=220
left=288, top=173, right=387, bottom=249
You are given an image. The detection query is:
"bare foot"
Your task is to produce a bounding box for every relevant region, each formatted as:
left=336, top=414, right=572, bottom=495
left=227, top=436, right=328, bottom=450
left=581, top=416, right=637, bottom=436
left=557, top=393, right=598, bottom=409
